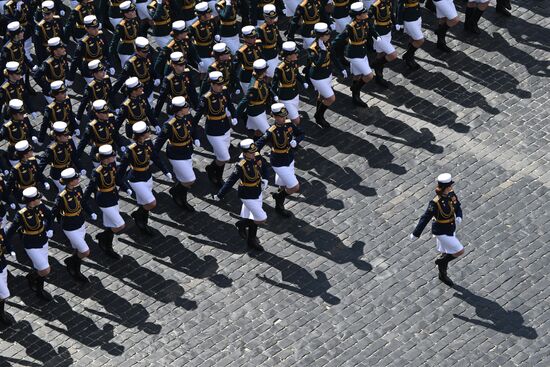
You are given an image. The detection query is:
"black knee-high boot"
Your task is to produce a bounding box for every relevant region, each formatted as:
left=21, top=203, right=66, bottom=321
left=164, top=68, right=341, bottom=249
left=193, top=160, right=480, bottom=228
left=247, top=222, right=263, bottom=251
left=471, top=8, right=485, bottom=34
left=235, top=218, right=252, bottom=239
left=351, top=80, right=368, bottom=108
left=64, top=253, right=88, bottom=282
left=215, top=164, right=225, bottom=187
left=425, top=0, right=435, bottom=12
left=272, top=188, right=291, bottom=217
left=435, top=253, right=456, bottom=287
left=403, top=43, right=420, bottom=70
left=205, top=161, right=219, bottom=185
left=169, top=182, right=184, bottom=207
left=35, top=276, right=52, bottom=301
left=178, top=185, right=195, bottom=212
left=372, top=57, right=389, bottom=88
left=314, top=100, right=330, bottom=128
left=436, top=23, right=452, bottom=52
left=0, top=300, right=13, bottom=326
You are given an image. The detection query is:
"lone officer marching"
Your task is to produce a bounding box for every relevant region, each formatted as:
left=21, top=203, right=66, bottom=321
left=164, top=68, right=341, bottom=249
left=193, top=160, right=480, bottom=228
left=213, top=139, right=270, bottom=251
left=52, top=168, right=96, bottom=282
left=84, top=144, right=129, bottom=259
left=5, top=187, right=54, bottom=301
left=410, top=173, right=464, bottom=287
left=118, top=121, right=172, bottom=234
left=153, top=96, right=200, bottom=211
left=256, top=103, right=304, bottom=217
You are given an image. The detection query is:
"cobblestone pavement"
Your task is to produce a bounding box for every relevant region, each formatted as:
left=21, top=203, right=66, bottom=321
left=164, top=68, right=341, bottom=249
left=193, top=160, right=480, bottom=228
left=1, top=0, right=549, bottom=366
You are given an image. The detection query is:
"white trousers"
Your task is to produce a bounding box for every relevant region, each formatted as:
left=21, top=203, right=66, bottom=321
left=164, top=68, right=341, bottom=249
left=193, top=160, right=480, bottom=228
left=373, top=33, right=395, bottom=54
left=53, top=179, right=65, bottom=193
left=100, top=205, right=125, bottom=228
left=26, top=243, right=50, bottom=271
left=240, top=195, right=267, bottom=221
left=136, top=2, right=152, bottom=20
left=280, top=95, right=300, bottom=120
left=246, top=112, right=269, bottom=132
left=303, top=37, right=315, bottom=50
left=0, top=268, right=9, bottom=299
left=169, top=158, right=196, bottom=183
left=404, top=18, right=424, bottom=41
left=63, top=224, right=89, bottom=253
left=435, top=0, right=458, bottom=19
left=436, top=234, right=464, bottom=254
left=207, top=130, right=231, bottom=161
left=284, top=0, right=301, bottom=16
left=334, top=17, right=351, bottom=34
left=311, top=75, right=334, bottom=99
left=119, top=53, right=132, bottom=67
left=273, top=161, right=298, bottom=188
left=347, top=57, right=373, bottom=76
left=240, top=82, right=250, bottom=95
left=129, top=178, right=155, bottom=205
left=221, top=35, right=240, bottom=55
left=185, top=17, right=198, bottom=28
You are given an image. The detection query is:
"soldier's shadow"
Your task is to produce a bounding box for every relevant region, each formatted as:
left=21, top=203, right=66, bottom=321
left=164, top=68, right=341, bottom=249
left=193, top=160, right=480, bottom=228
left=0, top=320, right=73, bottom=366
left=7, top=274, right=125, bottom=356
left=452, top=285, right=537, bottom=339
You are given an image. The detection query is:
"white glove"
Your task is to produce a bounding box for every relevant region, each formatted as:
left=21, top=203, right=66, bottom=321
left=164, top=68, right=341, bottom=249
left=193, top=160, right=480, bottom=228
left=193, top=139, right=201, bottom=147
left=261, top=179, right=268, bottom=191
left=32, top=136, right=39, bottom=144
left=212, top=194, right=220, bottom=201
left=126, top=189, right=133, bottom=196
left=214, top=34, right=221, bottom=42
left=8, top=251, right=15, bottom=258
left=60, top=9, right=65, bottom=16
left=273, top=96, right=279, bottom=102
left=303, top=82, right=309, bottom=89
left=32, top=65, right=38, bottom=72
left=226, top=0, right=231, bottom=5
left=342, top=70, right=348, bottom=78
left=231, top=118, right=238, bottom=126
left=44, top=182, right=50, bottom=190
left=289, top=139, right=297, bottom=148
left=318, top=39, right=326, bottom=50
left=80, top=169, right=87, bottom=177
left=10, top=203, right=16, bottom=210
left=16, top=1, right=22, bottom=11
left=121, top=146, right=127, bottom=153
left=395, top=24, right=403, bottom=31
left=154, top=79, right=160, bottom=87
left=91, top=213, right=97, bottom=221
left=456, top=217, right=462, bottom=225
left=75, top=129, right=81, bottom=137
left=165, top=172, right=173, bottom=181
left=199, top=61, right=205, bottom=69
left=66, top=80, right=73, bottom=87
left=109, top=67, right=116, bottom=76
left=409, top=234, right=418, bottom=241
left=31, top=112, right=39, bottom=119
left=234, top=89, right=241, bottom=95
left=155, top=125, right=161, bottom=135
left=115, top=108, right=121, bottom=114
left=3, top=170, right=9, bottom=176
left=46, top=230, right=53, bottom=238
left=330, top=23, right=336, bottom=31
left=225, top=107, right=232, bottom=117
left=375, top=36, right=382, bottom=43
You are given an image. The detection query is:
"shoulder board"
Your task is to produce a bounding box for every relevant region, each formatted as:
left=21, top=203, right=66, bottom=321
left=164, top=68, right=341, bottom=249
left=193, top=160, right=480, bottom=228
left=18, top=207, right=27, bottom=216
left=433, top=196, right=440, bottom=203
left=49, top=142, right=58, bottom=149
left=167, top=117, right=177, bottom=126
left=108, top=113, right=114, bottom=118
left=123, top=99, right=131, bottom=107
left=95, top=165, right=103, bottom=174
left=38, top=19, right=46, bottom=26
left=104, top=75, right=110, bottom=81
left=14, top=162, right=21, bottom=169
left=53, top=15, right=60, bottom=20
left=48, top=102, right=56, bottom=109
left=184, top=68, right=190, bottom=73
left=310, top=41, right=318, bottom=50
left=238, top=45, right=247, bottom=53
left=238, top=159, right=247, bottom=167
left=300, top=0, right=308, bottom=6
left=128, top=143, right=137, bottom=150
left=204, top=91, right=212, bottom=98
left=89, top=119, right=97, bottom=126
left=59, top=189, right=67, bottom=197
left=28, top=157, right=37, bottom=162
left=167, top=40, right=176, bottom=48
left=192, top=20, right=200, bottom=28
left=120, top=19, right=127, bottom=26
left=129, top=56, right=137, bottom=63
left=4, top=121, right=13, bottom=128
left=222, top=86, right=228, bottom=91
left=167, top=73, right=175, bottom=81
left=267, top=125, right=276, bottom=132
left=82, top=35, right=90, bottom=42
left=75, top=4, right=82, bottom=11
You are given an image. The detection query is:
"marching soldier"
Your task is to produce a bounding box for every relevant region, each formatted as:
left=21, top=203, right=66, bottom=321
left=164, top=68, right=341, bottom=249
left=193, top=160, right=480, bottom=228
left=52, top=168, right=95, bottom=282
left=6, top=141, right=51, bottom=207
left=176, top=0, right=199, bottom=28
left=75, top=60, right=115, bottom=123
left=464, top=0, right=489, bottom=34
left=76, top=100, right=126, bottom=168
left=109, top=1, right=141, bottom=68
left=428, top=0, right=459, bottom=52
left=5, top=186, right=54, bottom=300
left=212, top=139, right=269, bottom=251
left=0, top=223, right=14, bottom=325
left=98, top=0, right=125, bottom=29
left=67, top=15, right=114, bottom=86
left=192, top=71, right=238, bottom=186
left=34, top=37, right=69, bottom=99
left=216, top=0, right=241, bottom=55
left=332, top=0, right=351, bottom=34
left=332, top=2, right=375, bottom=107
left=200, top=43, right=238, bottom=95
left=257, top=4, right=282, bottom=80
left=3, top=0, right=33, bottom=60
left=272, top=41, right=307, bottom=126
left=236, top=25, right=262, bottom=94
left=64, top=0, right=97, bottom=42
left=155, top=51, right=199, bottom=117
left=153, top=96, right=199, bottom=211
left=0, top=22, right=34, bottom=93
left=148, top=0, right=178, bottom=48
left=287, top=0, right=329, bottom=50
left=153, top=20, right=201, bottom=79
left=255, top=103, right=303, bottom=217
left=115, top=77, right=160, bottom=138
left=135, top=0, right=154, bottom=34
left=38, top=121, right=84, bottom=192
left=1, top=100, right=38, bottom=169
left=410, top=173, right=464, bottom=287
left=249, top=0, right=279, bottom=26
left=33, top=1, right=65, bottom=63
left=39, top=81, right=79, bottom=144
left=112, top=37, right=160, bottom=104
left=308, top=22, right=337, bottom=129
left=237, top=59, right=275, bottom=136
left=190, top=2, right=218, bottom=77
left=396, top=0, right=424, bottom=70
left=369, top=0, right=397, bottom=88
left=0, top=62, right=33, bottom=119
left=83, top=144, right=129, bottom=259
left=117, top=121, right=172, bottom=234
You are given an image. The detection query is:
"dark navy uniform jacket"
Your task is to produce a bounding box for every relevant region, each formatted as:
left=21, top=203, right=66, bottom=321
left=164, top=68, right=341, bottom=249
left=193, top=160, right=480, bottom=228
left=413, top=191, right=463, bottom=237
left=6, top=203, right=53, bottom=249
left=193, top=88, right=236, bottom=136
left=0, top=229, right=10, bottom=272
left=153, top=115, right=197, bottom=161
left=84, top=162, right=128, bottom=208
left=256, top=122, right=304, bottom=167
left=117, top=140, right=169, bottom=183
left=217, top=153, right=270, bottom=199
left=52, top=186, right=93, bottom=231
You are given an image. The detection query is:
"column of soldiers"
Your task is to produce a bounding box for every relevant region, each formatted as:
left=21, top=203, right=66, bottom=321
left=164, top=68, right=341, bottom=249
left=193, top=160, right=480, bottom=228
left=0, top=0, right=506, bottom=325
